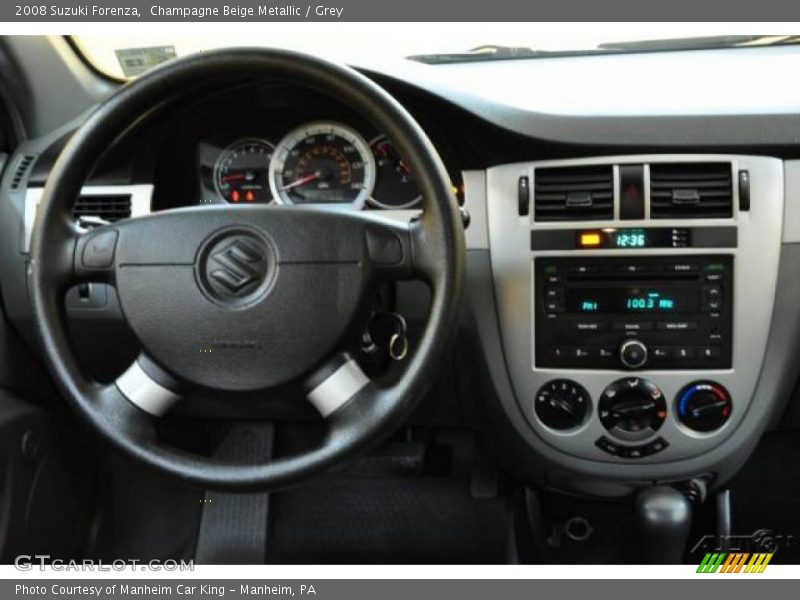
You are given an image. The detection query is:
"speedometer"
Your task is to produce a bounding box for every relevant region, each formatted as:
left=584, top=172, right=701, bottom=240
left=269, top=122, right=375, bottom=207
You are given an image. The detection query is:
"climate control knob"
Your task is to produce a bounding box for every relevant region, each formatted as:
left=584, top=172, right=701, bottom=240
left=535, top=379, right=591, bottom=431
left=599, top=378, right=666, bottom=441
left=676, top=381, right=732, bottom=432
left=619, top=339, right=648, bottom=369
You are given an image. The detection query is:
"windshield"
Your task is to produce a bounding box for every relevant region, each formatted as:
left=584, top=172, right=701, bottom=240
left=72, top=27, right=797, bottom=79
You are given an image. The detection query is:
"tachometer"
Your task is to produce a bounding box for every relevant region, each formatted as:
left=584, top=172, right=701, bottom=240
left=214, top=139, right=275, bottom=203
left=369, top=135, right=421, bottom=209
left=270, top=122, right=375, bottom=207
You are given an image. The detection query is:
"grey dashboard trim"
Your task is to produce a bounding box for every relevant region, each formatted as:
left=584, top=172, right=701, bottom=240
left=22, top=184, right=153, bottom=253
left=466, top=243, right=800, bottom=490
left=782, top=160, right=800, bottom=243
left=462, top=170, right=488, bottom=250
left=480, top=154, right=784, bottom=469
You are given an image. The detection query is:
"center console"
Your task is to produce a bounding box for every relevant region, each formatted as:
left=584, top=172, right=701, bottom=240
left=534, top=254, right=733, bottom=371
left=480, top=155, right=784, bottom=470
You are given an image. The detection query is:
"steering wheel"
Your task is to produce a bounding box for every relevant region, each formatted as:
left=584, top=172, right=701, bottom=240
left=28, top=49, right=464, bottom=490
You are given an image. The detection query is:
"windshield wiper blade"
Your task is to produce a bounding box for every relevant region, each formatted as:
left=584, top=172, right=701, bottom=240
left=409, top=45, right=594, bottom=64
left=409, top=36, right=800, bottom=65
left=598, top=35, right=800, bottom=52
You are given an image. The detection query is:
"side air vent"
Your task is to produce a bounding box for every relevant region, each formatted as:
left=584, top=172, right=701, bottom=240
left=650, top=163, right=733, bottom=219
left=9, top=155, right=36, bottom=190
left=534, top=165, right=613, bottom=221
left=73, top=194, right=132, bottom=222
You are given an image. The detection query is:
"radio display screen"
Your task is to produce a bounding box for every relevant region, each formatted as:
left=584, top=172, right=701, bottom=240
left=566, top=287, right=700, bottom=313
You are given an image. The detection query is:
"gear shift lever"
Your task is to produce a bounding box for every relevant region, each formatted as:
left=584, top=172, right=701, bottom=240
left=635, top=486, right=692, bottom=564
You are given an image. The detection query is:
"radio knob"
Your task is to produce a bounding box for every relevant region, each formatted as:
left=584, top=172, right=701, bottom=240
left=619, top=340, right=648, bottom=369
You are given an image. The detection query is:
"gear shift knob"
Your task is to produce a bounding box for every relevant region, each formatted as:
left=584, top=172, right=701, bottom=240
left=635, top=486, right=692, bottom=564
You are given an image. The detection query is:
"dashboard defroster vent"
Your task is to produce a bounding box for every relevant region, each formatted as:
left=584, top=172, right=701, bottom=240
left=9, top=155, right=36, bottom=190
left=73, top=194, right=132, bottom=222
left=534, top=165, right=613, bottom=221
left=650, top=163, right=733, bottom=219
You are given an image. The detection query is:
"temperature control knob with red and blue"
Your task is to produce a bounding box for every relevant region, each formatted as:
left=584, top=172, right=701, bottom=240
left=676, top=381, right=732, bottom=432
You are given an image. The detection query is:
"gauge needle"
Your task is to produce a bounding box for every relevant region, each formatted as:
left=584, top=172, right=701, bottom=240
left=280, top=172, right=320, bottom=191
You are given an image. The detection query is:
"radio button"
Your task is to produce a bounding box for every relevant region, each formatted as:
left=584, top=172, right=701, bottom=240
left=545, top=287, right=563, bottom=299
left=619, top=339, right=648, bottom=369
left=572, top=322, right=606, bottom=332
left=545, top=300, right=563, bottom=312
left=657, top=321, right=698, bottom=331
left=705, top=272, right=723, bottom=282
left=569, top=265, right=596, bottom=275
left=573, top=347, right=591, bottom=358
left=675, top=346, right=695, bottom=359
left=669, top=263, right=698, bottom=274
left=598, top=347, right=615, bottom=358
left=697, top=346, right=721, bottom=359
left=651, top=347, right=671, bottom=359
left=613, top=322, right=653, bottom=332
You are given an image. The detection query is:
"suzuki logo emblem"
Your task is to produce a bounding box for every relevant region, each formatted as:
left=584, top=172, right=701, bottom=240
left=209, top=240, right=264, bottom=294
left=199, top=232, right=272, bottom=306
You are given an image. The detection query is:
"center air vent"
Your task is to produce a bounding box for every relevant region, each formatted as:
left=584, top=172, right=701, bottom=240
left=73, top=194, right=132, bottom=222
left=534, top=165, right=613, bottom=221
left=650, top=163, right=733, bottom=219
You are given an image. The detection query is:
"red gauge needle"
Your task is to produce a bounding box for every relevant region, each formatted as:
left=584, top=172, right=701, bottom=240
left=280, top=172, right=320, bottom=191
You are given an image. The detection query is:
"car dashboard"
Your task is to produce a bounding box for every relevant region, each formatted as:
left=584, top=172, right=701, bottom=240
left=3, top=43, right=800, bottom=501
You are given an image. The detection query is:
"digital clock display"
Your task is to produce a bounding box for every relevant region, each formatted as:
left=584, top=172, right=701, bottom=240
left=574, top=228, right=688, bottom=249
left=614, top=231, right=646, bottom=248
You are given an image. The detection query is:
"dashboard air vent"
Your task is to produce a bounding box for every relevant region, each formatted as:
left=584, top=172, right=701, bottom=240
left=650, top=162, right=733, bottom=219
left=74, top=194, right=132, bottom=222
left=534, top=165, right=613, bottom=221
left=10, top=155, right=36, bottom=190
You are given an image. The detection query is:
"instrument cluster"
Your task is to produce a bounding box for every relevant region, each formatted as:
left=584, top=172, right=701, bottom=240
left=200, top=121, right=421, bottom=210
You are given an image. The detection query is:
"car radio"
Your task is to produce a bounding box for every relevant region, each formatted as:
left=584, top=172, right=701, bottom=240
left=534, top=255, right=733, bottom=370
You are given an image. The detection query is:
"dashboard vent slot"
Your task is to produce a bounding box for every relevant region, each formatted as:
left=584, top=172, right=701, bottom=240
left=534, top=166, right=613, bottom=221
left=74, top=194, right=132, bottom=222
left=650, top=163, right=733, bottom=219
left=9, top=155, right=36, bottom=190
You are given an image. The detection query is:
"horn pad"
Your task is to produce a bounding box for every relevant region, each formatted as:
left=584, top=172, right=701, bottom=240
left=196, top=229, right=276, bottom=308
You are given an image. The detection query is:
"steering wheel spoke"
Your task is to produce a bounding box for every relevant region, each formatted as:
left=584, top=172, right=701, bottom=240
left=72, top=225, right=119, bottom=285
left=90, top=378, right=161, bottom=443
left=360, top=210, right=445, bottom=284
left=115, top=354, right=183, bottom=417
left=305, top=353, right=372, bottom=418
